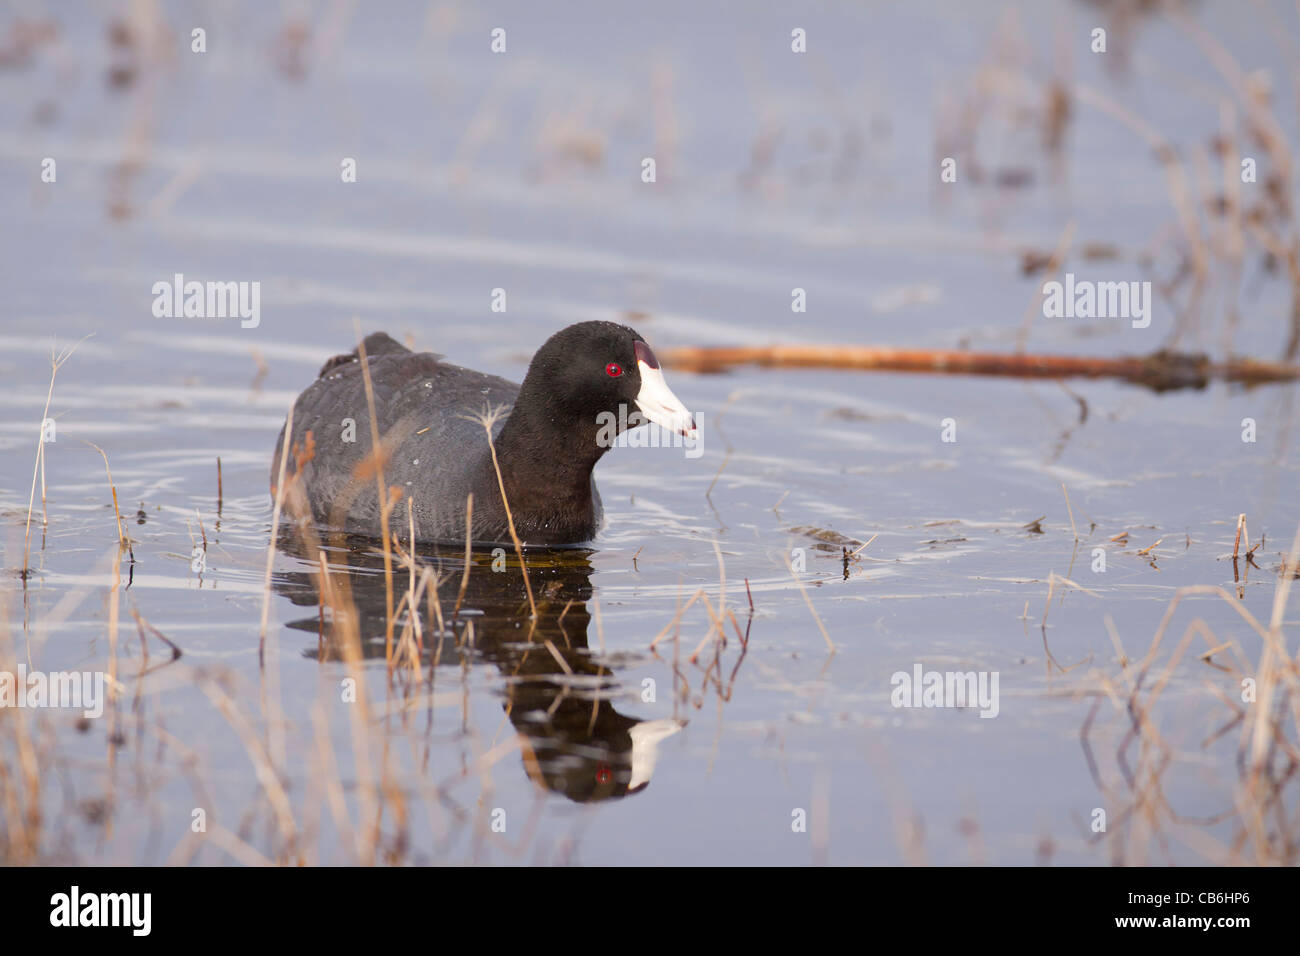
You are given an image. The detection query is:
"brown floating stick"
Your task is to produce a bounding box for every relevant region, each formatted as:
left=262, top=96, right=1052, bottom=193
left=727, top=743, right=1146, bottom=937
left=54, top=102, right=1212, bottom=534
left=659, top=345, right=1300, bottom=392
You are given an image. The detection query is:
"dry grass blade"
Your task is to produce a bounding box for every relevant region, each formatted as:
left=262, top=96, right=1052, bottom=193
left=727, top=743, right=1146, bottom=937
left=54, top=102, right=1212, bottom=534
left=470, top=404, right=536, bottom=619
left=453, top=493, right=474, bottom=618
left=81, top=440, right=129, bottom=552
left=22, top=336, right=90, bottom=576
left=351, top=321, right=398, bottom=666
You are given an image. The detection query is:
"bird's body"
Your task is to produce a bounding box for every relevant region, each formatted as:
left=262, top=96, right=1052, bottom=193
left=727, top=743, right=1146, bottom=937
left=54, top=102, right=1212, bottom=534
left=272, top=322, right=694, bottom=546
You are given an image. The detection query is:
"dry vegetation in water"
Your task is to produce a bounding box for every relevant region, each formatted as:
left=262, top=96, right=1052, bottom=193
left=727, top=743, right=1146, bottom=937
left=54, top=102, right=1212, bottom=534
left=932, top=3, right=1300, bottom=361
left=5, top=325, right=1299, bottom=865
left=1, top=330, right=761, bottom=866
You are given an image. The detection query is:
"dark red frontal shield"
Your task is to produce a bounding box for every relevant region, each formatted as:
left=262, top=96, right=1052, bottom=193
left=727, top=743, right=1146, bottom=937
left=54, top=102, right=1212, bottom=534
left=634, top=340, right=660, bottom=369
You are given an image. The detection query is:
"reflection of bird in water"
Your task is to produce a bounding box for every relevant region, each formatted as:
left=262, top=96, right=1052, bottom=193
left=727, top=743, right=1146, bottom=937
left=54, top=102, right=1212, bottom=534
left=272, top=534, right=685, bottom=803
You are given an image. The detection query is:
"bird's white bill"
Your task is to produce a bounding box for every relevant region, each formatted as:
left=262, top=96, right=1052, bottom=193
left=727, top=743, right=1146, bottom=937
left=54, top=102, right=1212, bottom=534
left=635, top=361, right=697, bottom=437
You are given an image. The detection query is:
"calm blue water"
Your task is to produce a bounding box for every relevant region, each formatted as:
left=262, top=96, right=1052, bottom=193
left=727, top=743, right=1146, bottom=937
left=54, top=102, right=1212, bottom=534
left=1, top=0, right=1298, bottom=865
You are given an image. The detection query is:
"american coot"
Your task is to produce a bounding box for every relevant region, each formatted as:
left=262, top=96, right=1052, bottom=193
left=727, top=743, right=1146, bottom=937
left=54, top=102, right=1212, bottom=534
left=272, top=321, right=697, bottom=545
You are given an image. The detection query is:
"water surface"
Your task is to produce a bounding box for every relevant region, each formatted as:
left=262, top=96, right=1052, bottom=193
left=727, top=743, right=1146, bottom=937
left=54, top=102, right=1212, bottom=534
left=2, top=0, right=1298, bottom=865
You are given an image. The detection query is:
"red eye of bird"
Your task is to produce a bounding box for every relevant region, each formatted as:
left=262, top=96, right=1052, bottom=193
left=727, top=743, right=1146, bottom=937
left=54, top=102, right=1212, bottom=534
left=606, top=362, right=623, bottom=377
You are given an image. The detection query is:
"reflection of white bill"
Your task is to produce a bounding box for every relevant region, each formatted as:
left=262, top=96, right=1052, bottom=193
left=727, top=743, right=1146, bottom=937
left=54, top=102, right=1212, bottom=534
left=627, top=718, right=688, bottom=793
